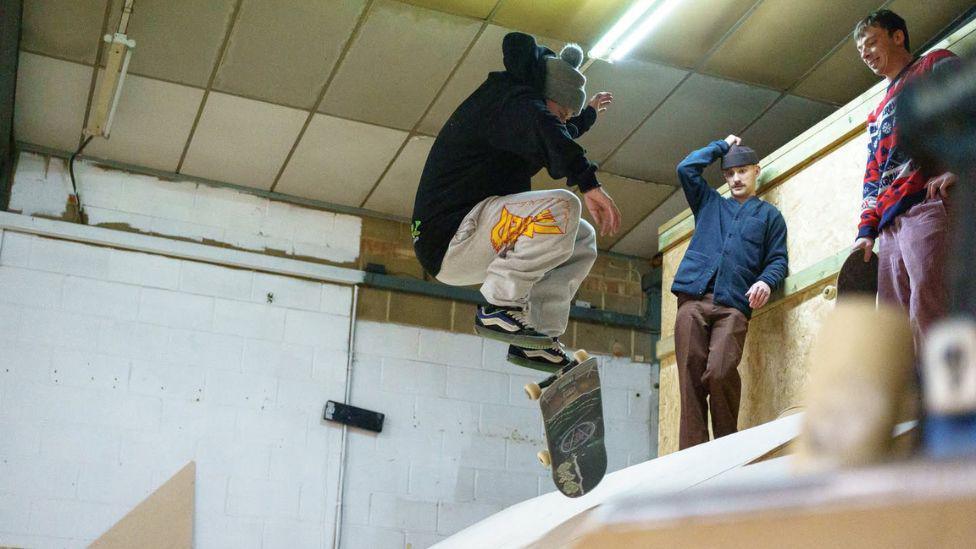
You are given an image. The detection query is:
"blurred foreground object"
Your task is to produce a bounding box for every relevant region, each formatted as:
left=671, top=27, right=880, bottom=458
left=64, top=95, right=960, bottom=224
left=795, top=299, right=914, bottom=472
left=899, top=55, right=976, bottom=458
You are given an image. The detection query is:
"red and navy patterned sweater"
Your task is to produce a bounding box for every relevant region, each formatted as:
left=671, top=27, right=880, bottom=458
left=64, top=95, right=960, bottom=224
left=857, top=49, right=959, bottom=240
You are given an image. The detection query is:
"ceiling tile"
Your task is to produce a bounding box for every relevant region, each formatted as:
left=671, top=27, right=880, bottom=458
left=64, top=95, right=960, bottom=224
left=595, top=172, right=674, bottom=250
left=793, top=0, right=976, bottom=104
left=739, top=94, right=836, bottom=163
left=275, top=115, right=408, bottom=206
left=702, top=0, right=880, bottom=90
left=417, top=25, right=566, bottom=136
left=605, top=73, right=779, bottom=184
left=180, top=92, right=307, bottom=190
left=577, top=58, right=687, bottom=164
left=492, top=0, right=635, bottom=46
left=531, top=170, right=672, bottom=250
left=397, top=0, right=498, bottom=20
left=21, top=0, right=108, bottom=64
left=886, top=0, right=976, bottom=52
left=789, top=39, right=878, bottom=105
left=363, top=135, right=434, bottom=217
left=105, top=0, right=237, bottom=87
left=85, top=74, right=204, bottom=172
left=610, top=187, right=686, bottom=257
left=14, top=52, right=91, bottom=152
left=631, top=0, right=757, bottom=69
left=213, top=0, right=366, bottom=109
left=416, top=24, right=508, bottom=136
left=320, top=0, right=481, bottom=130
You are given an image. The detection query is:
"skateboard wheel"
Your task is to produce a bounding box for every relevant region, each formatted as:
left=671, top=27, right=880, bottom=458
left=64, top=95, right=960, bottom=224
left=524, top=382, right=542, bottom=400
left=537, top=450, right=551, bottom=467
left=822, top=285, right=837, bottom=300
left=573, top=349, right=590, bottom=363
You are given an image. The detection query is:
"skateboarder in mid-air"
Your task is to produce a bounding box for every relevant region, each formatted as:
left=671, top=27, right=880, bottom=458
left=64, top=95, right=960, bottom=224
left=411, top=32, right=621, bottom=370
left=672, top=135, right=789, bottom=450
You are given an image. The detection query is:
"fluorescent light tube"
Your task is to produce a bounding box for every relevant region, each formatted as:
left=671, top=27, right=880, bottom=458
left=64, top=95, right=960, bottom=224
left=589, top=0, right=684, bottom=62
left=588, top=0, right=656, bottom=60
left=609, top=0, right=683, bottom=61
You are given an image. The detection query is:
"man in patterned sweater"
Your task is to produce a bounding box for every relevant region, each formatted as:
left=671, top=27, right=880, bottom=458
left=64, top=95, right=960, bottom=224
left=851, top=9, right=960, bottom=347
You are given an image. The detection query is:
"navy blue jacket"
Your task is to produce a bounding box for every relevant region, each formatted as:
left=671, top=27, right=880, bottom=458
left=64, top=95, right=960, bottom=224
left=412, top=32, right=600, bottom=277
left=671, top=140, right=789, bottom=319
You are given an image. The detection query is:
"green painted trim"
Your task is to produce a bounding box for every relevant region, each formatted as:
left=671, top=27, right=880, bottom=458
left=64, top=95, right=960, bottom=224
left=656, top=18, right=976, bottom=254
left=655, top=247, right=853, bottom=360
left=362, top=271, right=654, bottom=332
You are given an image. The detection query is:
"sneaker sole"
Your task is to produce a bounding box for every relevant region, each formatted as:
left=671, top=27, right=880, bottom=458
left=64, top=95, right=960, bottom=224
left=474, top=324, right=552, bottom=349
left=505, top=352, right=563, bottom=373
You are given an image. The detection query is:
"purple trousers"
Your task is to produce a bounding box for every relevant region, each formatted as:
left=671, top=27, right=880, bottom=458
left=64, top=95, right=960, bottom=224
left=877, top=198, right=950, bottom=350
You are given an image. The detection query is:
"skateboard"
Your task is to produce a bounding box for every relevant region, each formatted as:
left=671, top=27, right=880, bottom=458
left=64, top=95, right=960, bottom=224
left=836, top=249, right=878, bottom=301
left=524, top=350, right=607, bottom=498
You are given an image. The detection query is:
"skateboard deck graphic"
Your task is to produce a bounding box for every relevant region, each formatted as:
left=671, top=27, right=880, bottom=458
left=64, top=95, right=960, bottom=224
left=530, top=351, right=607, bottom=497
left=837, top=250, right=878, bottom=300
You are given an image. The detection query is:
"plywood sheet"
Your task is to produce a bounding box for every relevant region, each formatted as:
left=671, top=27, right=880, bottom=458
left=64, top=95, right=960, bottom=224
left=90, top=462, right=195, bottom=548
left=736, top=282, right=834, bottom=432
left=657, top=355, right=679, bottom=457
left=760, top=134, right=867, bottom=274
left=659, top=239, right=689, bottom=340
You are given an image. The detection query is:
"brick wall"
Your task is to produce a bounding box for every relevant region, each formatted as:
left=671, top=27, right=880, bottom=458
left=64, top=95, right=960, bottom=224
left=340, top=321, right=655, bottom=547
left=0, top=232, right=351, bottom=548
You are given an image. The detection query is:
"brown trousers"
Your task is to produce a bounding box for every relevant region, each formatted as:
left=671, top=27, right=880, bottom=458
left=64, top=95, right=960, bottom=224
left=675, top=293, right=750, bottom=450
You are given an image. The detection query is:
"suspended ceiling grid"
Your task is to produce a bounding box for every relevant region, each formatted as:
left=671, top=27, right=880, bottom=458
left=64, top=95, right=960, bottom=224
left=14, top=0, right=974, bottom=256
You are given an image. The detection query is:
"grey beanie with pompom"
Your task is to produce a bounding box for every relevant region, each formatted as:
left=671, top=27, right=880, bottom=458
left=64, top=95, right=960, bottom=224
left=544, top=43, right=587, bottom=116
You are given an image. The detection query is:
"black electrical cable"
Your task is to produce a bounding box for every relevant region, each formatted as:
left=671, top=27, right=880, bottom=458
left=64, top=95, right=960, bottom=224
left=69, top=135, right=93, bottom=223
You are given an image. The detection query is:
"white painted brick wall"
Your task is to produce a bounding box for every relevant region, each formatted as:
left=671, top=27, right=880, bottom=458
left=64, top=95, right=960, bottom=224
left=0, top=233, right=655, bottom=549
left=0, top=235, right=353, bottom=548
left=340, top=320, right=655, bottom=548
left=10, top=152, right=361, bottom=265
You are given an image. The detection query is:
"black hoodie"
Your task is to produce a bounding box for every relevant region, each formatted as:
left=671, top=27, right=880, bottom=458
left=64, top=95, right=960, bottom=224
left=410, top=32, right=601, bottom=277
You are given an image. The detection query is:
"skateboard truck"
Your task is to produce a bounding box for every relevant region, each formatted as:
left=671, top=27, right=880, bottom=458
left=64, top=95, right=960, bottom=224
left=524, top=350, right=592, bottom=401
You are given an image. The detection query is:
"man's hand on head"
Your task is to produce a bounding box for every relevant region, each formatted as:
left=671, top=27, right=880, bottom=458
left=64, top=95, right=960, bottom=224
left=745, top=281, right=771, bottom=309
left=926, top=172, right=957, bottom=200
left=725, top=135, right=742, bottom=147
left=583, top=187, right=621, bottom=236
left=588, top=92, right=613, bottom=115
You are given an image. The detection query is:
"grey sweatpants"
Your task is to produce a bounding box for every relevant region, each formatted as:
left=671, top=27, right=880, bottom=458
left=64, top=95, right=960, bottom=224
left=436, top=189, right=598, bottom=337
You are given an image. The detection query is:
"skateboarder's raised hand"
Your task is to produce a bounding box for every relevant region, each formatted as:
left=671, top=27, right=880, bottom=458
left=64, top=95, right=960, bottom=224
left=588, top=92, right=613, bottom=115
left=583, top=187, right=621, bottom=236
left=725, top=134, right=742, bottom=147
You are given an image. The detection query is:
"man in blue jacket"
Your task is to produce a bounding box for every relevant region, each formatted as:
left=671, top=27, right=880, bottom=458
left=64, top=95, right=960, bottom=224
left=412, top=32, right=620, bottom=370
left=673, top=135, right=788, bottom=449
